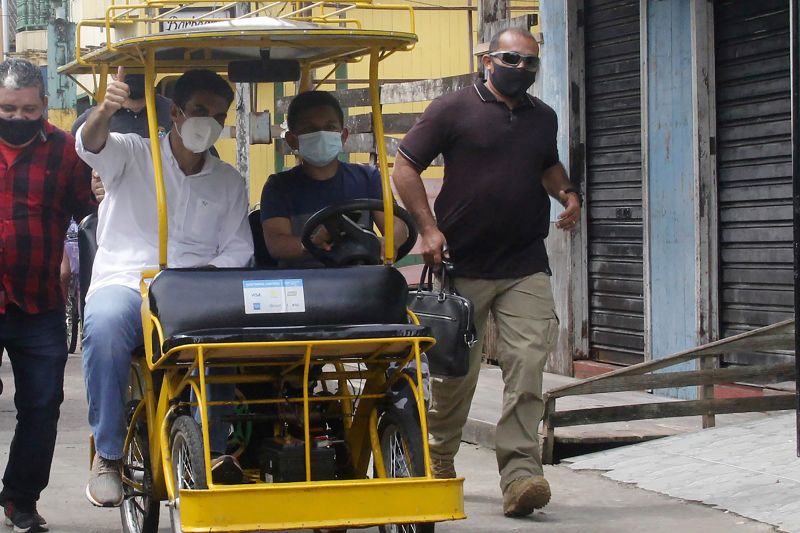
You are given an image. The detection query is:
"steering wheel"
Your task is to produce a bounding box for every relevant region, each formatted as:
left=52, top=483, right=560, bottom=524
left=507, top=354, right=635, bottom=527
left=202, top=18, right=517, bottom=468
left=301, top=199, right=418, bottom=267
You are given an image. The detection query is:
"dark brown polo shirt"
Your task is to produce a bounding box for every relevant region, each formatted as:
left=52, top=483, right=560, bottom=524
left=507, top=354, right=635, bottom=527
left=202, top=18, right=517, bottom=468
left=398, top=81, right=560, bottom=279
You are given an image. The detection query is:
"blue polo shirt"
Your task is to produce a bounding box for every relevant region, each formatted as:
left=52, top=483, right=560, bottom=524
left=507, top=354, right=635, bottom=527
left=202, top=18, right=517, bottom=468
left=260, top=162, right=383, bottom=266
left=260, top=162, right=382, bottom=228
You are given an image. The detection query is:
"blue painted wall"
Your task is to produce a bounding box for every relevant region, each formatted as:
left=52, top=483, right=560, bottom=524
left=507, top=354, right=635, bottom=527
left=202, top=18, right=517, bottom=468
left=646, top=0, right=698, bottom=398
left=539, top=1, right=570, bottom=222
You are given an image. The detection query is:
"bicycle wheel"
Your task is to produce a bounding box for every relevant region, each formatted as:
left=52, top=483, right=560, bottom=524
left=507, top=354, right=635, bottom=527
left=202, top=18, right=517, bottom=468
left=377, top=408, right=434, bottom=533
left=120, top=401, right=160, bottom=533
left=169, top=415, right=207, bottom=533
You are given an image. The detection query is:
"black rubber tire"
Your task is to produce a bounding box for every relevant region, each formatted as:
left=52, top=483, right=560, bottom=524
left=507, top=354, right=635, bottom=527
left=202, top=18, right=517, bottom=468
left=120, top=401, right=160, bottom=533
left=66, top=287, right=79, bottom=354
left=377, top=408, right=435, bottom=533
left=169, top=415, right=207, bottom=533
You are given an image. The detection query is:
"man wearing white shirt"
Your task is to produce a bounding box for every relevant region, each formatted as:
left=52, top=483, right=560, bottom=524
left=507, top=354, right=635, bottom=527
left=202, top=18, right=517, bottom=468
left=76, top=67, right=253, bottom=507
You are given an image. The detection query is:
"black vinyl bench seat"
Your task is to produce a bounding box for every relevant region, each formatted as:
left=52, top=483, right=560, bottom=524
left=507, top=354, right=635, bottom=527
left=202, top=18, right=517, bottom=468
left=148, top=266, right=432, bottom=363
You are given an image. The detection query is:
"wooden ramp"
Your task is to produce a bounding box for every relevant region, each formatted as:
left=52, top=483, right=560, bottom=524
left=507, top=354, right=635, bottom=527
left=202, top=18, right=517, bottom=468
left=540, top=320, right=796, bottom=463
left=461, top=370, right=786, bottom=459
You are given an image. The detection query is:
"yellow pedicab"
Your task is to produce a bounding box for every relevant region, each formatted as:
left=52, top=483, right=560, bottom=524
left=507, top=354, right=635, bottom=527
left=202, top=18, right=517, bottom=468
left=60, top=1, right=465, bottom=532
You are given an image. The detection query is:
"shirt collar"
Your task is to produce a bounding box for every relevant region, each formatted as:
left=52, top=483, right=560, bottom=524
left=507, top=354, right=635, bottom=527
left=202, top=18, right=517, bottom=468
left=474, top=81, right=535, bottom=108
left=40, top=120, right=55, bottom=141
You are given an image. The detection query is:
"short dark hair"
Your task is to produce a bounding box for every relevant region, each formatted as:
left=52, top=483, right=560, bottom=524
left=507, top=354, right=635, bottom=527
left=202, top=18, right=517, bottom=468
left=172, top=69, right=234, bottom=109
left=0, top=58, right=45, bottom=100
left=287, top=91, right=344, bottom=131
left=489, top=27, right=537, bottom=53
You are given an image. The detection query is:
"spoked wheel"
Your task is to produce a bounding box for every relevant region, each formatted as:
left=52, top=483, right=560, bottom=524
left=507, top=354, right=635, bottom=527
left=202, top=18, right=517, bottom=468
left=169, top=415, right=207, bottom=533
left=120, top=401, right=160, bottom=533
left=377, top=409, right=434, bottom=533
left=65, top=281, right=79, bottom=353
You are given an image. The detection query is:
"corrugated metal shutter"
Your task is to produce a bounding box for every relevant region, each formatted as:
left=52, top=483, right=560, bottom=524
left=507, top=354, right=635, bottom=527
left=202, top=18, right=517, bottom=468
left=584, top=0, right=644, bottom=365
left=714, top=0, right=793, bottom=365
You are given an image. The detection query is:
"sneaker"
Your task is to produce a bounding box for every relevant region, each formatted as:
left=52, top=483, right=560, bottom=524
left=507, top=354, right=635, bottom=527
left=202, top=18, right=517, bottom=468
left=502, top=476, right=551, bottom=517
left=85, top=453, right=123, bottom=507
left=210, top=454, right=243, bottom=485
left=3, top=501, right=48, bottom=533
left=430, top=456, right=456, bottom=479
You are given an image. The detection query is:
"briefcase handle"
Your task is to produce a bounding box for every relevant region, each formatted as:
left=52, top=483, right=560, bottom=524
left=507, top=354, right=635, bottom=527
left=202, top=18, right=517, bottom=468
left=417, top=261, right=457, bottom=299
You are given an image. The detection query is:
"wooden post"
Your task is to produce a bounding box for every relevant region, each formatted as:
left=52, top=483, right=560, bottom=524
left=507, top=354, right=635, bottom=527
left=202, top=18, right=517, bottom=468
left=475, top=0, right=513, bottom=368
left=478, top=0, right=508, bottom=45
left=699, top=354, right=718, bottom=428
left=542, top=397, right=556, bottom=464
left=234, top=2, right=250, bottom=192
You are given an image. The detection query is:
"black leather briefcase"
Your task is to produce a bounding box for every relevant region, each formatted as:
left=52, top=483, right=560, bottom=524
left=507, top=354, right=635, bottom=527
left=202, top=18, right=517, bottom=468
left=407, top=263, right=476, bottom=377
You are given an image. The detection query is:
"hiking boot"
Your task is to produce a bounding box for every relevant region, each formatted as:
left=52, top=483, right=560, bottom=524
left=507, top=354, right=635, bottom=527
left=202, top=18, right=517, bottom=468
left=211, top=454, right=243, bottom=485
left=502, top=476, right=551, bottom=517
left=430, top=457, right=456, bottom=479
left=85, top=453, right=123, bottom=507
left=3, top=501, right=48, bottom=533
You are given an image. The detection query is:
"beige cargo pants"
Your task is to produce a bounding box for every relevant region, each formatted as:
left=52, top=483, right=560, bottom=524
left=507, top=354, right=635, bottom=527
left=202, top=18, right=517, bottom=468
left=427, top=272, right=558, bottom=491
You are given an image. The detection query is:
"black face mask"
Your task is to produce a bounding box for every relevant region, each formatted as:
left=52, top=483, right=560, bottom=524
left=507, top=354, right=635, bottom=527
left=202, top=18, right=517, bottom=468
left=0, top=116, right=43, bottom=146
left=126, top=75, right=146, bottom=100
left=489, top=63, right=537, bottom=99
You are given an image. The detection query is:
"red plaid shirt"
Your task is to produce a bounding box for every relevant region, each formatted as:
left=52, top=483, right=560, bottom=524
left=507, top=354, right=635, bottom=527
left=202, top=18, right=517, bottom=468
left=0, top=121, right=96, bottom=314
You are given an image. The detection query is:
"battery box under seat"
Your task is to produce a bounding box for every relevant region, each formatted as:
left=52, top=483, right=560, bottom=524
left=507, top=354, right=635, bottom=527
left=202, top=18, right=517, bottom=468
left=147, top=266, right=431, bottom=362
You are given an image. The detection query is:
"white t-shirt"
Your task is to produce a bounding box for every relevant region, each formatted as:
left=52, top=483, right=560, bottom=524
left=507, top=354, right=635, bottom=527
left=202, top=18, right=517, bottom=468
left=76, top=127, right=254, bottom=300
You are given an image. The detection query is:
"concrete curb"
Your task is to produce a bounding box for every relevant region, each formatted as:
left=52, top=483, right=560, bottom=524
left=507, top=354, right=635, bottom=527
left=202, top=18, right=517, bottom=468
left=462, top=415, right=497, bottom=451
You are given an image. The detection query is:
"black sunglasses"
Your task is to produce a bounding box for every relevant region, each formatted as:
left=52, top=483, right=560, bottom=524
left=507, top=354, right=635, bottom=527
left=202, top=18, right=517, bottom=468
left=488, top=51, right=540, bottom=72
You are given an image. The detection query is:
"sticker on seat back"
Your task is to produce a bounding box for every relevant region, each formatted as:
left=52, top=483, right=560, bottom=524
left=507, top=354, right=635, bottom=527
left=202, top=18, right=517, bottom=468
left=242, top=279, right=306, bottom=314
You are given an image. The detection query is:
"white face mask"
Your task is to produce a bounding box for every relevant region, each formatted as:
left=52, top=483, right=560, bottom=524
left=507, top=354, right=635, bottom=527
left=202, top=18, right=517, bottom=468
left=177, top=110, right=223, bottom=153
left=296, top=130, right=343, bottom=167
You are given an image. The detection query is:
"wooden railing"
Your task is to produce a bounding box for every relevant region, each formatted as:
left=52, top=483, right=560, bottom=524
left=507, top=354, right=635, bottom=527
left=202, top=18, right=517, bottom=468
left=541, top=319, right=796, bottom=464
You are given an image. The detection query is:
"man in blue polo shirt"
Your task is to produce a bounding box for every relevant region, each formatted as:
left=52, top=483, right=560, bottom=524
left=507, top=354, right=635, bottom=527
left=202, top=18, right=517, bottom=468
left=260, top=90, right=403, bottom=268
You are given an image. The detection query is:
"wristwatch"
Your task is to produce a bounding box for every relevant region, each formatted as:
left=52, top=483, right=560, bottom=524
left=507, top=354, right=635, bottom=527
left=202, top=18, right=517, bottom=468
left=563, top=186, right=583, bottom=207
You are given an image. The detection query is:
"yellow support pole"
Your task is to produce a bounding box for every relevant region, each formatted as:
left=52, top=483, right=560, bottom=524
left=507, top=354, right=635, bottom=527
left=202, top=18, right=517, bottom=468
left=302, top=345, right=313, bottom=481
left=143, top=48, right=169, bottom=268
left=196, top=347, right=214, bottom=487
left=369, top=48, right=395, bottom=264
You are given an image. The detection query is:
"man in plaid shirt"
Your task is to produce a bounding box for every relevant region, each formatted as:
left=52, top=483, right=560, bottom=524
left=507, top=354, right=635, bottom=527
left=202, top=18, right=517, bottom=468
left=0, top=58, right=95, bottom=532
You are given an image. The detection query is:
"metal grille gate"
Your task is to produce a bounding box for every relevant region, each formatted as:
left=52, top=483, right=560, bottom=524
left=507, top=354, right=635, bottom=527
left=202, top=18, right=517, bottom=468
left=584, top=0, right=644, bottom=365
left=714, top=0, right=794, bottom=365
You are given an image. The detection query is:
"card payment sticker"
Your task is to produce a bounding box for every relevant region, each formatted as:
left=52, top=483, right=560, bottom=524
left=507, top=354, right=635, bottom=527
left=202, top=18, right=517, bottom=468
left=242, top=279, right=306, bottom=314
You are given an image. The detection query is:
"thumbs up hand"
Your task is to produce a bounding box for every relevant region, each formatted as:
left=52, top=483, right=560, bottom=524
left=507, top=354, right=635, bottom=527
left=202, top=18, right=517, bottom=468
left=99, top=66, right=130, bottom=117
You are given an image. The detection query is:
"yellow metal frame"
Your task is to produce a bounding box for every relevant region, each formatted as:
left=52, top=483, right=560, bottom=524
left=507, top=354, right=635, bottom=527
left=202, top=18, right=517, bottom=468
left=83, top=3, right=462, bottom=530
left=130, top=294, right=460, bottom=530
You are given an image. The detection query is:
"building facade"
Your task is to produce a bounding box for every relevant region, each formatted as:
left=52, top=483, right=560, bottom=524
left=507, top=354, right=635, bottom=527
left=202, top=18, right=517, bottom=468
left=539, top=0, right=793, bottom=396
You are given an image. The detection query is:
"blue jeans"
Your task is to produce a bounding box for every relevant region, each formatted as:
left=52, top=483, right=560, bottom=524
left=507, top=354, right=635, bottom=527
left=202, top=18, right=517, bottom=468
left=0, top=306, right=68, bottom=510
left=83, top=285, right=232, bottom=460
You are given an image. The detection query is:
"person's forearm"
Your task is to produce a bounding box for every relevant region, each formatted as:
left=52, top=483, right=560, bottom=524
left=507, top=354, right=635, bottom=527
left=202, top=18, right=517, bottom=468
left=266, top=234, right=306, bottom=260
left=541, top=162, right=573, bottom=199
left=394, top=220, right=409, bottom=249
left=392, top=154, right=437, bottom=234
left=80, top=104, right=114, bottom=154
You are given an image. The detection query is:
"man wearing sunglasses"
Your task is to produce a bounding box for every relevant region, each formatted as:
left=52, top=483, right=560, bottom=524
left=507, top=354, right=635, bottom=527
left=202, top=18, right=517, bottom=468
left=392, top=27, right=581, bottom=518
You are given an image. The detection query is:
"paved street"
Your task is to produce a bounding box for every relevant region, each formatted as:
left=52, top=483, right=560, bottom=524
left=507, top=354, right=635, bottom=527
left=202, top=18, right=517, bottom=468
left=0, top=351, right=779, bottom=532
